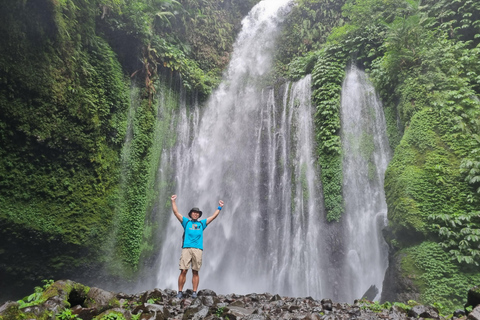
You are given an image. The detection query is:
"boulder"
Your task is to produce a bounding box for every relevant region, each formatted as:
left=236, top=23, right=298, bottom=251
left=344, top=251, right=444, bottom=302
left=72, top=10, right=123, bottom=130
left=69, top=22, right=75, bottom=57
left=224, top=306, right=254, bottom=319
left=466, top=286, right=480, bottom=313
left=182, top=305, right=209, bottom=320
left=200, top=295, right=220, bottom=307
left=362, top=285, right=379, bottom=301
left=468, top=305, right=480, bottom=320
left=199, top=289, right=217, bottom=297
left=0, top=301, right=19, bottom=315
left=141, top=289, right=165, bottom=304
left=454, top=309, right=466, bottom=318
left=381, top=251, right=421, bottom=303
left=244, top=314, right=272, bottom=320
left=84, top=287, right=117, bottom=314
left=407, top=304, right=440, bottom=319
left=71, top=305, right=96, bottom=320
left=321, top=299, right=333, bottom=311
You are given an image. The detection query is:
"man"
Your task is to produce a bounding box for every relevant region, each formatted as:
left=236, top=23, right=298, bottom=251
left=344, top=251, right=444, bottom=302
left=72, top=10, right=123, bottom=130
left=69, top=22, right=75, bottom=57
left=170, top=194, right=224, bottom=299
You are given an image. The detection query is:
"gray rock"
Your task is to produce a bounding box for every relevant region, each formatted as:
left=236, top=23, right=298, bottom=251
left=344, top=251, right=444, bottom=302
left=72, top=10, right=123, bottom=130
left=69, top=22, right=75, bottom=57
left=230, top=299, right=246, bottom=307
left=199, top=289, right=217, bottom=297
left=469, top=305, right=480, bottom=320
left=361, top=285, right=379, bottom=301
left=271, top=294, right=283, bottom=302
left=85, top=287, right=117, bottom=314
left=408, top=304, right=439, bottom=319
left=71, top=305, right=96, bottom=320
left=245, top=314, right=272, bottom=320
left=381, top=251, right=421, bottom=303
left=20, top=305, right=44, bottom=316
left=141, top=289, right=165, bottom=304
left=182, top=305, right=209, bottom=320
left=225, top=305, right=254, bottom=319
left=321, top=299, right=333, bottom=311
left=454, top=309, right=466, bottom=318
left=144, top=303, right=170, bottom=320
left=301, top=313, right=322, bottom=320
left=200, top=295, right=219, bottom=307
left=0, top=301, right=19, bottom=316
left=466, top=286, right=480, bottom=313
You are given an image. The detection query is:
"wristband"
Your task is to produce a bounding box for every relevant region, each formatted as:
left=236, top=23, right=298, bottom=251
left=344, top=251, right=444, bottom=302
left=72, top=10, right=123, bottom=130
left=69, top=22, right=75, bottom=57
left=218, top=206, right=222, bottom=210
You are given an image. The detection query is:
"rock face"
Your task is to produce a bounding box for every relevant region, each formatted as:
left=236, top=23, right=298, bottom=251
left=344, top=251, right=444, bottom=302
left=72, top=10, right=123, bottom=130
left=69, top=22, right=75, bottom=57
left=380, top=251, right=421, bottom=303
left=467, top=286, right=480, bottom=312
left=1, top=280, right=478, bottom=320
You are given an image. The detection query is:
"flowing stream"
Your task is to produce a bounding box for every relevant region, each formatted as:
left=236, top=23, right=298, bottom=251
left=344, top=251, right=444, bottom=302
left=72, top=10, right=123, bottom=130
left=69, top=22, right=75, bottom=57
left=151, top=0, right=391, bottom=301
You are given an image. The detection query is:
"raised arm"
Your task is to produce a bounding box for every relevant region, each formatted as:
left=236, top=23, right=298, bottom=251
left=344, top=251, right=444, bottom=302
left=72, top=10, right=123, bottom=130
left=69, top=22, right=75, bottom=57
left=206, top=200, right=224, bottom=225
left=171, top=195, right=183, bottom=222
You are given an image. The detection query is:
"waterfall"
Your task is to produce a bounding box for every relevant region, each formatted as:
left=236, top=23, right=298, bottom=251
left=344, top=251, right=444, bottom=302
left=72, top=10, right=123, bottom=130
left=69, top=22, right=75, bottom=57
left=152, top=0, right=391, bottom=302
left=154, top=0, right=332, bottom=298
left=339, top=65, right=391, bottom=302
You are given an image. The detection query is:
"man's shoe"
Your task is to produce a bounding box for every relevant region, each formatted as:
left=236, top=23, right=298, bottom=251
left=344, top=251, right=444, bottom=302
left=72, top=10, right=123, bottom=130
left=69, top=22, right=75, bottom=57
left=191, top=292, right=197, bottom=299
left=176, top=291, right=183, bottom=299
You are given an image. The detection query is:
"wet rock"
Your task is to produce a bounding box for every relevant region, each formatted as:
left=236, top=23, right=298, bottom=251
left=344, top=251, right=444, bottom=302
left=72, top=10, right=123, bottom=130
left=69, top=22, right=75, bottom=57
left=183, top=305, right=209, bottom=320
left=388, top=305, right=408, bottom=320
left=85, top=287, right=117, bottom=313
left=362, top=285, right=379, bottom=301
left=3, top=279, right=479, bottom=320
left=141, top=289, right=165, bottom=304
left=271, top=294, right=283, bottom=302
left=302, top=313, right=322, bottom=320
left=469, top=305, right=480, bottom=320
left=321, top=299, right=333, bottom=311
left=466, top=286, right=480, bottom=312
left=71, top=305, right=96, bottom=320
left=454, top=309, right=466, bottom=318
left=408, top=304, right=439, bottom=319
left=245, top=314, right=271, bottom=320
left=224, top=305, right=254, bottom=319
left=20, top=305, right=45, bottom=316
left=230, top=299, right=246, bottom=307
left=200, top=295, right=219, bottom=307
left=199, top=289, right=217, bottom=297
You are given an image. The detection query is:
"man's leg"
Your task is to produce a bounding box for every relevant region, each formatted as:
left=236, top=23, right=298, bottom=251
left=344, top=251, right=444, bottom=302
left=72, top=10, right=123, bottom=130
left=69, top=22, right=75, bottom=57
left=192, top=270, right=199, bottom=292
left=178, top=269, right=188, bottom=292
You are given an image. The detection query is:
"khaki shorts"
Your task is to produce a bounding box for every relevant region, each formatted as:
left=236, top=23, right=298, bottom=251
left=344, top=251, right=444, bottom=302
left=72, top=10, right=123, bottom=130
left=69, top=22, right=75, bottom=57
left=179, top=248, right=203, bottom=271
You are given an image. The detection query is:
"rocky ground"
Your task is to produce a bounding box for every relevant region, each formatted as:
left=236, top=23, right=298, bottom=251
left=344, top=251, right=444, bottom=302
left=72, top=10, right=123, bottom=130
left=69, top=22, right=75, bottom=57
left=0, top=280, right=479, bottom=320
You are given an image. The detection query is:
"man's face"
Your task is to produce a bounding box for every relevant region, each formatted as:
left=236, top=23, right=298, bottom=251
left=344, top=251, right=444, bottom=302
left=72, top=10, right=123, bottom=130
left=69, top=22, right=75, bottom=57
left=191, top=211, right=200, bottom=220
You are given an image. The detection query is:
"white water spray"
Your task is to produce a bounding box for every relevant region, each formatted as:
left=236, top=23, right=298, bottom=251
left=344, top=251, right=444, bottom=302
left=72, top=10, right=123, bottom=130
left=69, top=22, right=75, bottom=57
left=340, top=65, right=391, bottom=301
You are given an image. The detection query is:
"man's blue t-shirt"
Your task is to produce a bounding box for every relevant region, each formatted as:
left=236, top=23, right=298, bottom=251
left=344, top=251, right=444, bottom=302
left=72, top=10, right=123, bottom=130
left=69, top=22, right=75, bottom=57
left=181, top=216, right=207, bottom=250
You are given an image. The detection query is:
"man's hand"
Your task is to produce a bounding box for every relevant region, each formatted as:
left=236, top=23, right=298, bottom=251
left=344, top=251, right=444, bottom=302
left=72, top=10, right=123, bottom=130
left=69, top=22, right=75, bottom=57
left=207, top=200, right=224, bottom=225
left=171, top=195, right=182, bottom=222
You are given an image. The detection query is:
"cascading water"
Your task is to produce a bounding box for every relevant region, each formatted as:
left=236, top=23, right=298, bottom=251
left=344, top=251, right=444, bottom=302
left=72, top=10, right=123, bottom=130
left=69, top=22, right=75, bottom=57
left=152, top=0, right=391, bottom=301
left=339, top=65, right=391, bottom=302
left=155, top=0, right=331, bottom=298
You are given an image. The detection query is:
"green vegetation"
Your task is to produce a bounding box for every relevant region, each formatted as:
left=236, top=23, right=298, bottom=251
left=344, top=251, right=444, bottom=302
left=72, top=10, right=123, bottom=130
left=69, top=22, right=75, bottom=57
left=400, top=242, right=480, bottom=313
left=16, top=280, right=54, bottom=309
left=275, top=0, right=480, bottom=310
left=358, top=299, right=415, bottom=313
left=0, top=0, right=257, bottom=289
left=311, top=50, right=346, bottom=221
left=57, top=309, right=79, bottom=320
